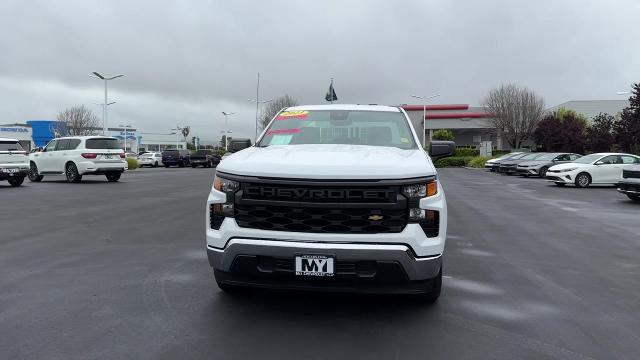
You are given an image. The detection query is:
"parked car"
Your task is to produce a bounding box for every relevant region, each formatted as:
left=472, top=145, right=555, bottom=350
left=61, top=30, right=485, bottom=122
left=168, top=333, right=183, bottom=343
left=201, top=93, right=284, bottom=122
left=486, top=152, right=527, bottom=172
left=617, top=165, right=640, bottom=202
left=161, top=149, right=191, bottom=167
left=138, top=152, right=163, bottom=167
left=498, top=152, right=548, bottom=174
left=125, top=152, right=138, bottom=159
left=546, top=153, right=640, bottom=188
left=0, top=138, right=29, bottom=187
left=190, top=149, right=221, bottom=168
left=28, top=136, right=126, bottom=183
left=516, top=153, right=582, bottom=177
left=484, top=152, right=523, bottom=171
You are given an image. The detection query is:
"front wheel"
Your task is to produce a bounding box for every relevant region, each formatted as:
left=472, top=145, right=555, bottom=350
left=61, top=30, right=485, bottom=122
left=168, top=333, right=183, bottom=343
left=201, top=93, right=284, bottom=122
left=575, top=172, right=591, bottom=188
left=416, top=266, right=442, bottom=304
left=154, top=161, right=158, bottom=168
left=106, top=173, right=121, bottom=182
left=65, top=162, right=82, bottom=183
left=8, top=176, right=25, bottom=187
left=28, top=162, right=44, bottom=182
left=627, top=194, right=640, bottom=202
left=539, top=166, right=549, bottom=178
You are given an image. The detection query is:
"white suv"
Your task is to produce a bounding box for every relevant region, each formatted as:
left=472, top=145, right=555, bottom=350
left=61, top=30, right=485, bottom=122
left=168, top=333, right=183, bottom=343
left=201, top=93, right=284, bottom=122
left=29, top=136, right=127, bottom=183
left=0, top=138, right=29, bottom=187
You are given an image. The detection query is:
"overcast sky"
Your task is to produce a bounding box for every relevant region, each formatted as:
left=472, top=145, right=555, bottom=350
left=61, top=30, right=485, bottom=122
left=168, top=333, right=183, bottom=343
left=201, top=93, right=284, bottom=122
left=1, top=0, right=638, bottom=142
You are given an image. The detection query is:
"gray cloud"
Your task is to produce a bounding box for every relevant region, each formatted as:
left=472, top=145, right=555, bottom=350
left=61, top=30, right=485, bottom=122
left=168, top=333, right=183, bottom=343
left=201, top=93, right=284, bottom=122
left=1, top=0, right=638, bottom=141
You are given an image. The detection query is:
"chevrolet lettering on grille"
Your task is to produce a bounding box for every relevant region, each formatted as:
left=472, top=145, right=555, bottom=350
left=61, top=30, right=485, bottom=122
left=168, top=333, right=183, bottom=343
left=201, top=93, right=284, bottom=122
left=243, top=186, right=394, bottom=201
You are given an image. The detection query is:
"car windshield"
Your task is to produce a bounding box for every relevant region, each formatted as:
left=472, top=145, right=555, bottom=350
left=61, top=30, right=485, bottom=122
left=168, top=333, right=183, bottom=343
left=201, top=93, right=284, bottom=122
left=0, top=141, right=24, bottom=151
left=518, top=153, right=543, bottom=160
left=86, top=138, right=121, bottom=149
left=257, top=109, right=417, bottom=149
left=573, top=154, right=605, bottom=164
left=163, top=150, right=178, bottom=156
left=532, top=153, right=557, bottom=161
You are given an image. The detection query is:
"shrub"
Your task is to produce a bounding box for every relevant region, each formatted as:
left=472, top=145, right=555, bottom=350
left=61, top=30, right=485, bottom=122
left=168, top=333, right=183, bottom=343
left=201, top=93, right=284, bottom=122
left=467, top=156, right=493, bottom=168
left=434, top=156, right=473, bottom=167
left=454, top=148, right=479, bottom=157
left=432, top=129, right=454, bottom=141
left=126, top=157, right=138, bottom=170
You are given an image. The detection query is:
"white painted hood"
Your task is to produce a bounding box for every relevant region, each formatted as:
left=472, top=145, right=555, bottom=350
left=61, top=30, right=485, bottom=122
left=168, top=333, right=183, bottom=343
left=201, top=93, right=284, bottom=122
left=217, top=144, right=436, bottom=179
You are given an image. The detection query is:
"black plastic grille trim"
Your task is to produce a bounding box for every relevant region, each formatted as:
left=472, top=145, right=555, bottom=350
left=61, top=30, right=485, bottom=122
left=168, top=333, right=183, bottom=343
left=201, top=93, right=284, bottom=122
left=210, top=204, right=224, bottom=230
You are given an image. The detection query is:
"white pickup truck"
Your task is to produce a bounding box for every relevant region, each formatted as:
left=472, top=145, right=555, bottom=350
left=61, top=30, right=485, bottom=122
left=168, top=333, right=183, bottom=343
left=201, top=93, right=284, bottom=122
left=205, top=105, right=454, bottom=302
left=0, top=138, right=29, bottom=187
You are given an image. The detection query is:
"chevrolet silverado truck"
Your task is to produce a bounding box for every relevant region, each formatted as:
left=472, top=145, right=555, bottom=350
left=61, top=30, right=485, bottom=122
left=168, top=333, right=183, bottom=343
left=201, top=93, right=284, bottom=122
left=206, top=105, right=455, bottom=302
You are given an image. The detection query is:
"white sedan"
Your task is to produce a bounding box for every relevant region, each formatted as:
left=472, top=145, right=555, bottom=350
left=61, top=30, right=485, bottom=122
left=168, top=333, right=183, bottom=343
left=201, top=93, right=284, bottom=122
left=138, top=152, right=163, bottom=167
left=546, top=152, right=640, bottom=188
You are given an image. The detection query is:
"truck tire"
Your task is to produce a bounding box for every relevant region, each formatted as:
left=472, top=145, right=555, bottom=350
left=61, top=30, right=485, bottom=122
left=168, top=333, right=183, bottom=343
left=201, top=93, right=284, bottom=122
left=416, top=266, right=442, bottom=304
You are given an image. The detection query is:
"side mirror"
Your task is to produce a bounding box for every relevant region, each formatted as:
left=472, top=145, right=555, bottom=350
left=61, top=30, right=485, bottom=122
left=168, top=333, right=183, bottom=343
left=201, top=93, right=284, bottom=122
left=228, top=139, right=252, bottom=153
left=595, top=161, right=604, bottom=165
left=429, top=141, right=456, bottom=161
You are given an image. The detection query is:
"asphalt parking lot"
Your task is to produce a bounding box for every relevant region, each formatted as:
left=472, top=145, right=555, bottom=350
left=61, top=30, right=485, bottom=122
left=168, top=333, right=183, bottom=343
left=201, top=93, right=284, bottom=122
left=1, top=167, right=639, bottom=359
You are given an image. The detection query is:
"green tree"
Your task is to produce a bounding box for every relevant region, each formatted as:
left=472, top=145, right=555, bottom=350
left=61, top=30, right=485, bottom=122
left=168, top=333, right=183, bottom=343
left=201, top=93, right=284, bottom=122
left=585, top=113, right=615, bottom=153
left=613, top=83, right=640, bottom=154
left=432, top=129, right=454, bottom=141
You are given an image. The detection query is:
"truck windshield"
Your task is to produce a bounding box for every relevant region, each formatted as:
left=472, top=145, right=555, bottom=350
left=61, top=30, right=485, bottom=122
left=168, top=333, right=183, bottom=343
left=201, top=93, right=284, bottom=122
left=258, top=110, right=417, bottom=150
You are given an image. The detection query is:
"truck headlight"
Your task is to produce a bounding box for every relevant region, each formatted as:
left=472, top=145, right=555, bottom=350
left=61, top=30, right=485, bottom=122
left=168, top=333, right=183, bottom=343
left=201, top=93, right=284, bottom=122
left=403, top=181, right=437, bottom=198
left=214, top=175, right=239, bottom=192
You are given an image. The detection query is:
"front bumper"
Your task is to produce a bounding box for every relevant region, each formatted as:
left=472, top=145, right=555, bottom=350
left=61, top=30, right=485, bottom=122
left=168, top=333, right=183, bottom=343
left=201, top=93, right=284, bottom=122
left=516, top=167, right=539, bottom=176
left=546, top=172, right=574, bottom=183
left=617, top=181, right=640, bottom=195
left=209, top=239, right=441, bottom=293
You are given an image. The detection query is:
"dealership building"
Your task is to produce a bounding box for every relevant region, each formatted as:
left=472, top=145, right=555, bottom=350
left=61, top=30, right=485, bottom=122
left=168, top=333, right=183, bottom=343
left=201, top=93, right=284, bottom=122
left=401, top=99, right=630, bottom=150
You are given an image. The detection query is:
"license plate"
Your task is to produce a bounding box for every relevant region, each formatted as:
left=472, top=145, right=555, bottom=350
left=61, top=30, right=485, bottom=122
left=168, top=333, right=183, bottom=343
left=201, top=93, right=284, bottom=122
left=103, top=154, right=114, bottom=159
left=295, top=255, right=334, bottom=277
left=2, top=168, right=18, bottom=173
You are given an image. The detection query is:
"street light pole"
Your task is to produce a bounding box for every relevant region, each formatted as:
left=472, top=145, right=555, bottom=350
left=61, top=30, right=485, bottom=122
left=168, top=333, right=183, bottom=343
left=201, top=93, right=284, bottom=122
left=119, top=124, right=132, bottom=152
left=221, top=112, right=235, bottom=151
left=410, top=94, right=441, bottom=148
left=248, top=73, right=273, bottom=142
left=91, top=72, right=124, bottom=135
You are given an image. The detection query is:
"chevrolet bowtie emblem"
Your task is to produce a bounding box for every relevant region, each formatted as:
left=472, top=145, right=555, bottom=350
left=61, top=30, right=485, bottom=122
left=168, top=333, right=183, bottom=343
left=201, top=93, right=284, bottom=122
left=368, top=214, right=384, bottom=221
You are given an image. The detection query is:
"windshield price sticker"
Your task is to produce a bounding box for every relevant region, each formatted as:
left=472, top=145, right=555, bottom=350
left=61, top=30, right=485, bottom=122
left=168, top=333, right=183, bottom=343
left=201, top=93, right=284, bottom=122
left=276, top=111, right=309, bottom=120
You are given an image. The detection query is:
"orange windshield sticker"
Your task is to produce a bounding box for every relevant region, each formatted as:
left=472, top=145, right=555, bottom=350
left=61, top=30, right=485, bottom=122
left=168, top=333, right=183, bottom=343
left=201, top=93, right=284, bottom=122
left=276, top=111, right=309, bottom=120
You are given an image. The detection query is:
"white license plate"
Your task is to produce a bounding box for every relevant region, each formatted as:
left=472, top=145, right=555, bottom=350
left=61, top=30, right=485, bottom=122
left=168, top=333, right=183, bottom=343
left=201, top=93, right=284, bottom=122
left=2, top=168, right=18, bottom=173
left=295, top=255, right=334, bottom=277
left=103, top=154, right=114, bottom=160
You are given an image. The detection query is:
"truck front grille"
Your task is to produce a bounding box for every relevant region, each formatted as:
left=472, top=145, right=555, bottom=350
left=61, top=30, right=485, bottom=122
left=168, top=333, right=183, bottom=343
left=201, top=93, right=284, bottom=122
left=235, top=204, right=407, bottom=233
left=234, top=181, right=408, bottom=234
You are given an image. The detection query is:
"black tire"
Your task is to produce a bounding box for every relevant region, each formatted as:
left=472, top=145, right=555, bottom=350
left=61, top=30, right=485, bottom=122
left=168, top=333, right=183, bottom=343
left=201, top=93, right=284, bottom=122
left=539, top=166, right=549, bottom=178
left=627, top=194, right=640, bottom=202
left=191, top=164, right=197, bottom=168
left=575, top=172, right=591, bottom=188
left=8, top=176, right=25, bottom=187
left=164, top=164, right=169, bottom=168
left=65, top=162, right=82, bottom=183
left=555, top=182, right=566, bottom=187
left=106, top=173, right=121, bottom=182
left=416, top=266, right=442, bottom=304
left=154, top=161, right=158, bottom=168
left=28, top=162, right=44, bottom=182
left=178, top=161, right=185, bottom=168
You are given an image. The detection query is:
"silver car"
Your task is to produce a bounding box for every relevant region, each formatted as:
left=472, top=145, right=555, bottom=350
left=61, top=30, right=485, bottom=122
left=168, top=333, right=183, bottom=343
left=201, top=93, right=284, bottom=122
left=516, top=152, right=582, bottom=177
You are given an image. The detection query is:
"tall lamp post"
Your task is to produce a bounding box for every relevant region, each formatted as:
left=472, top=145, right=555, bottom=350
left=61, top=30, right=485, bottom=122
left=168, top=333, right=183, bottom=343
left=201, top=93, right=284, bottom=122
left=247, top=72, right=273, bottom=142
left=94, top=102, right=116, bottom=132
left=171, top=125, right=182, bottom=149
left=91, top=72, right=124, bottom=135
left=221, top=111, right=235, bottom=151
left=119, top=124, right=133, bottom=152
left=410, top=94, right=441, bottom=148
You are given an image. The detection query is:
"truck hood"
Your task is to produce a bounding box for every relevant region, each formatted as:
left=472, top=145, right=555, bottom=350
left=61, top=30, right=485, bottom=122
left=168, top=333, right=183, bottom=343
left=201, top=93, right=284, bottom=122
left=217, top=144, right=435, bottom=179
